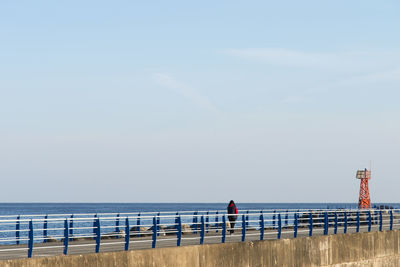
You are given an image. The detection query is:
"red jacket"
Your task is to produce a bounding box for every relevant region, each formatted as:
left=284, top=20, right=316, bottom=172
left=228, top=203, right=238, bottom=214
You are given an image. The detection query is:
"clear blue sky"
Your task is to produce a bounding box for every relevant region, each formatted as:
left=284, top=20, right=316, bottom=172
left=1, top=1, right=399, bottom=202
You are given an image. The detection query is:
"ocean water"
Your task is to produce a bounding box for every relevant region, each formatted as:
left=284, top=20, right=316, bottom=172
left=0, top=202, right=397, bottom=216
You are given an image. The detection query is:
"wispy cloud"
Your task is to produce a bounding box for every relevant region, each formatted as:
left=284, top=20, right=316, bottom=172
left=307, top=67, right=400, bottom=93
left=225, top=48, right=350, bottom=68
left=282, top=67, right=400, bottom=105
left=225, top=48, right=400, bottom=72
left=153, top=73, right=220, bottom=113
left=277, top=67, right=400, bottom=105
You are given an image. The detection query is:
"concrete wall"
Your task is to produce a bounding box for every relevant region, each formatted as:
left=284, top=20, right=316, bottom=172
left=2, top=230, right=400, bottom=267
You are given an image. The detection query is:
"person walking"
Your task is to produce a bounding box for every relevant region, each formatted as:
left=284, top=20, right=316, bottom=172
left=227, top=200, right=238, bottom=234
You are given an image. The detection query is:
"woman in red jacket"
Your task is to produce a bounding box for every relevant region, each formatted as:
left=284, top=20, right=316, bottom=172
left=227, top=200, right=238, bottom=234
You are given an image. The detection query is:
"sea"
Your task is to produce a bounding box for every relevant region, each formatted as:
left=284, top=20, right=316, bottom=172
left=0, top=203, right=398, bottom=216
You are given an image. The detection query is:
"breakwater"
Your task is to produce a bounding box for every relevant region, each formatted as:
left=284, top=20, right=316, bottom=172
left=0, top=208, right=397, bottom=260
left=2, top=230, right=400, bottom=266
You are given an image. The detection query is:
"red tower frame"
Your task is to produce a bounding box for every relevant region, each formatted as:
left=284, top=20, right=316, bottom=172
left=356, top=168, right=371, bottom=209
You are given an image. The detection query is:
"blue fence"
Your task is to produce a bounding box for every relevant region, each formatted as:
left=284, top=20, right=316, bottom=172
left=0, top=208, right=397, bottom=259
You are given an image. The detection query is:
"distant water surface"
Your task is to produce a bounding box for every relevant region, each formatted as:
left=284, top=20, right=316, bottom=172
left=0, top=203, right=396, bottom=216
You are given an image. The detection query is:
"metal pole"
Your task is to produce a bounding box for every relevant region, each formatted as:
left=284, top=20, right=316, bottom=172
left=115, top=213, right=120, bottom=239
left=69, top=215, right=74, bottom=241
left=278, top=214, right=282, bottom=239
left=125, top=218, right=130, bottom=251
left=368, top=210, right=372, bottom=232
left=390, top=210, right=394, bottom=231
left=206, top=211, right=209, bottom=233
left=334, top=211, right=338, bottom=234
left=200, top=216, right=205, bottom=244
left=177, top=216, right=182, bottom=246
left=43, top=215, right=48, bottom=243
left=136, top=213, right=141, bottom=237
left=152, top=217, right=157, bottom=248
left=259, top=213, right=264, bottom=241
left=16, top=215, right=20, bottom=245
left=28, top=220, right=34, bottom=258
left=215, top=211, right=219, bottom=233
left=64, top=219, right=69, bottom=255
left=95, top=218, right=101, bottom=253
left=222, top=216, right=226, bottom=243
left=242, top=214, right=246, bottom=242
left=324, top=212, right=328, bottom=235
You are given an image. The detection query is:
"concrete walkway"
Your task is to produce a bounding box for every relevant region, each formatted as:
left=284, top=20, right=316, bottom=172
left=0, top=224, right=385, bottom=261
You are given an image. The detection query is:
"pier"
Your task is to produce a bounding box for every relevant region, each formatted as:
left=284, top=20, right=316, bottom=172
left=0, top=208, right=398, bottom=266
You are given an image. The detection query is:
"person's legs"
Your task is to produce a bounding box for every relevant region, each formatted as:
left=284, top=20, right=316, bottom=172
left=230, top=220, right=236, bottom=233
left=228, top=216, right=234, bottom=234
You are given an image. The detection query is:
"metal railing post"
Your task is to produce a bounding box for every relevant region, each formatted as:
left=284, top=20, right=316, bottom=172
left=136, top=213, right=141, bottom=237
left=69, top=215, right=74, bottom=241
left=309, top=212, right=313, bottom=237
left=259, top=213, right=264, bottom=241
left=93, top=214, right=97, bottom=240
left=319, top=211, right=323, bottom=229
left=115, top=213, right=120, bottom=239
left=356, top=211, right=360, bottom=233
left=368, top=210, right=372, bottom=232
left=200, top=216, right=205, bottom=244
left=206, top=211, right=209, bottom=233
left=390, top=210, right=394, bottom=231
left=242, top=214, right=246, bottom=242
left=193, top=212, right=198, bottom=234
left=152, top=216, right=157, bottom=248
left=273, top=210, right=276, bottom=229
left=28, top=220, right=34, bottom=258
left=344, top=212, right=348, bottom=234
left=324, top=212, right=328, bottom=235
left=294, top=213, right=298, bottom=238
left=43, top=215, right=48, bottom=243
left=177, top=216, right=182, bottom=246
left=215, top=211, right=219, bottom=233
left=379, top=210, right=383, bottom=231
left=16, top=215, right=20, bottom=245
left=334, top=211, right=338, bottom=234
left=157, top=212, right=161, bottom=236
left=125, top=218, right=130, bottom=251
left=246, top=210, right=249, bottom=228
left=277, top=213, right=282, bottom=239
left=222, top=215, right=226, bottom=243
left=95, top=218, right=101, bottom=253
left=285, top=210, right=288, bottom=228
left=64, top=219, right=69, bottom=255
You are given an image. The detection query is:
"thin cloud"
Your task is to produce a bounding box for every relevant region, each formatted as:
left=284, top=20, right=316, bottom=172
left=280, top=67, right=400, bottom=105
left=306, top=67, right=400, bottom=94
left=153, top=73, right=220, bottom=113
left=225, top=48, right=349, bottom=68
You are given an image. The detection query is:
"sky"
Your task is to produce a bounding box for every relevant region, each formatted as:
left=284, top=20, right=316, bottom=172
left=0, top=1, right=399, bottom=203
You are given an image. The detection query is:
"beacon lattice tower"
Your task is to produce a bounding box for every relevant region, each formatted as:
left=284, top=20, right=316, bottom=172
left=356, top=168, right=371, bottom=209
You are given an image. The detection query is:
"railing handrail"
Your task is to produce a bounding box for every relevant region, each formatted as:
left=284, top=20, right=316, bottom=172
left=0, top=207, right=395, bottom=260
left=0, top=207, right=386, bottom=219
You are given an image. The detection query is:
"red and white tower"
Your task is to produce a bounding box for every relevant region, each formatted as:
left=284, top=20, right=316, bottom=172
left=356, top=168, right=371, bottom=209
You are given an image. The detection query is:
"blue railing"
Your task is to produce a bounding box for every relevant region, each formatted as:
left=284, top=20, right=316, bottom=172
left=0, top=208, right=397, bottom=259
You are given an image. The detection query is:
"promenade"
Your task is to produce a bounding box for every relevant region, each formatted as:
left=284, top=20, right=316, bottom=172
left=0, top=219, right=386, bottom=260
